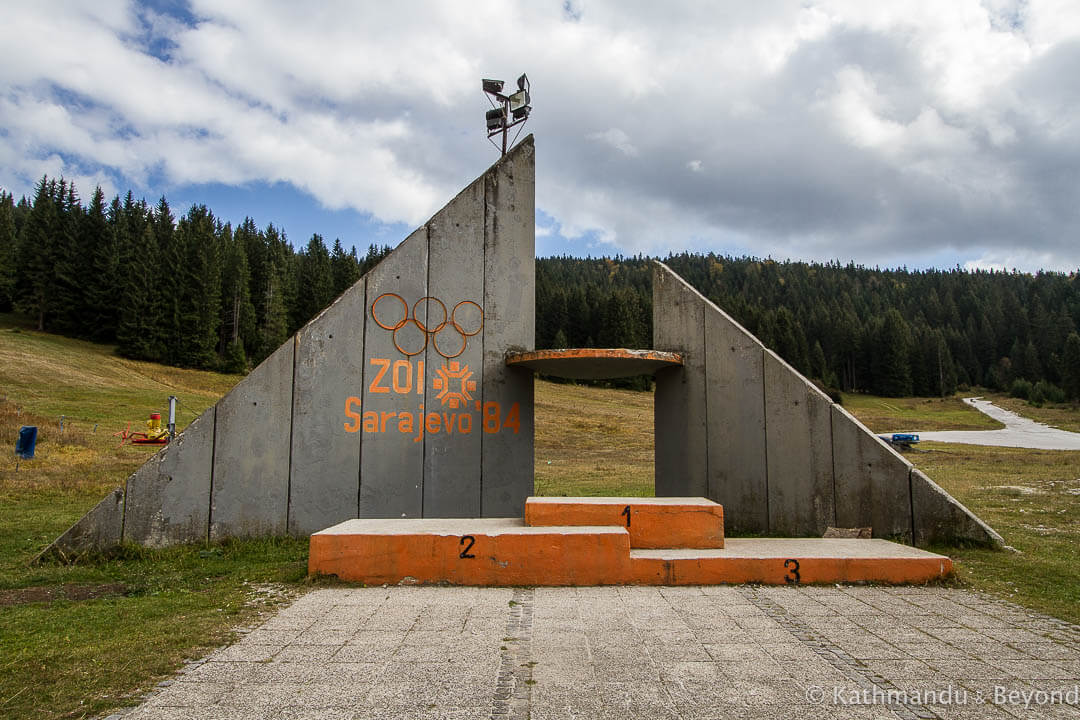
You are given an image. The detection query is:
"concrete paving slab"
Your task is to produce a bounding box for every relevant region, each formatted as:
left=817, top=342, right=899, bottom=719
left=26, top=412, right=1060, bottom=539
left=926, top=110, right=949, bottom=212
left=114, top=584, right=1080, bottom=720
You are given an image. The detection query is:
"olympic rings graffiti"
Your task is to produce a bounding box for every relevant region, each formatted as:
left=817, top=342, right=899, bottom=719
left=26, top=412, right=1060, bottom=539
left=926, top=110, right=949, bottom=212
left=371, top=293, right=484, bottom=358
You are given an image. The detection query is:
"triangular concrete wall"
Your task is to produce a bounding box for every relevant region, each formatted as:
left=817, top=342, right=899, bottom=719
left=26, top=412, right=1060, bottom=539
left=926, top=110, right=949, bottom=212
left=653, top=261, right=1002, bottom=547
left=44, top=138, right=536, bottom=557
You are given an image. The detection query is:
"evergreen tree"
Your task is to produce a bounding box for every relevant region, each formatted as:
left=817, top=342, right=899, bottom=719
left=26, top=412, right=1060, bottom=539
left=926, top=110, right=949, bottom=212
left=875, top=309, right=913, bottom=397
left=1022, top=340, right=1042, bottom=382
left=0, top=191, right=16, bottom=311
left=293, top=233, right=334, bottom=329
left=50, top=180, right=85, bottom=335
left=115, top=193, right=159, bottom=359
left=256, top=223, right=291, bottom=361
left=16, top=177, right=59, bottom=330
left=81, top=187, right=118, bottom=341
left=1063, top=333, right=1080, bottom=401
left=330, top=238, right=361, bottom=296
left=232, top=217, right=263, bottom=358
left=175, top=205, right=222, bottom=368
left=219, top=222, right=256, bottom=364
left=810, top=340, right=827, bottom=381
left=151, top=196, right=182, bottom=364
left=598, top=289, right=635, bottom=348
left=770, top=306, right=808, bottom=373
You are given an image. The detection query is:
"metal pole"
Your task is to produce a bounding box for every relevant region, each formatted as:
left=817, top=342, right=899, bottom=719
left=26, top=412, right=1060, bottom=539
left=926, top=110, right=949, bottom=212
left=502, top=99, right=509, bottom=156
left=168, top=396, right=177, bottom=439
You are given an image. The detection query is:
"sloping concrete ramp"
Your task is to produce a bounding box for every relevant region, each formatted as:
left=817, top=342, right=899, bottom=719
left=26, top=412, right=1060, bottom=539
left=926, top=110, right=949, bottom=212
left=44, top=138, right=537, bottom=558
left=653, top=261, right=1001, bottom=547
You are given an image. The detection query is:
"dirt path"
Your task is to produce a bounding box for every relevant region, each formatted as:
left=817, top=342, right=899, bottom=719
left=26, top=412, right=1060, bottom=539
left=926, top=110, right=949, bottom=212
left=917, top=397, right=1080, bottom=450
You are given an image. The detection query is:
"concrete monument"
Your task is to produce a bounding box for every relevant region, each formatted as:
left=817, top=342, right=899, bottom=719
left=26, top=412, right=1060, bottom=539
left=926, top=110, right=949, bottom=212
left=45, top=136, right=1001, bottom=558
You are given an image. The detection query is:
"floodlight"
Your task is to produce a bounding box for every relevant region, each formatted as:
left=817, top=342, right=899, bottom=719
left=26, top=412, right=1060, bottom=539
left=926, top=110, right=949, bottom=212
left=486, top=107, right=506, bottom=130
left=508, top=89, right=529, bottom=112
left=482, top=71, right=531, bottom=156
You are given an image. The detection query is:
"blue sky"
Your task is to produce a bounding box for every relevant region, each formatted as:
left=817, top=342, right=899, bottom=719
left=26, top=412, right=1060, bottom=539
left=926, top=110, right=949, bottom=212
left=2, top=1, right=1080, bottom=271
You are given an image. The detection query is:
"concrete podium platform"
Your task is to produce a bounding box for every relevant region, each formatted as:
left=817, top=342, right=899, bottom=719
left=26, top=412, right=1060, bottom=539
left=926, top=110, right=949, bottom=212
left=630, top=538, right=952, bottom=585
left=308, top=498, right=952, bottom=586
left=525, top=496, right=724, bottom=549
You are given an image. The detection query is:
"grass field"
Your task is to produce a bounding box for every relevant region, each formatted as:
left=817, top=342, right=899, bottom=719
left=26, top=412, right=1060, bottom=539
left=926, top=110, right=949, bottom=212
left=838, top=392, right=1004, bottom=432
left=535, top=380, right=654, bottom=497
left=2, top=316, right=1079, bottom=718
left=914, top=442, right=1080, bottom=623
left=0, top=320, right=312, bottom=720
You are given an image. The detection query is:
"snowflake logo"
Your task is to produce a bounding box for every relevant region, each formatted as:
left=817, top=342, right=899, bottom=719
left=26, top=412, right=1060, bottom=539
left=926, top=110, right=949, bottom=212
left=432, top=361, right=476, bottom=408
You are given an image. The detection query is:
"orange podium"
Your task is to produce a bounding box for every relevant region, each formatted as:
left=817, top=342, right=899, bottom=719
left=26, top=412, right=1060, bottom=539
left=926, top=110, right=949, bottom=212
left=308, top=497, right=953, bottom=586
left=525, top=496, right=724, bottom=549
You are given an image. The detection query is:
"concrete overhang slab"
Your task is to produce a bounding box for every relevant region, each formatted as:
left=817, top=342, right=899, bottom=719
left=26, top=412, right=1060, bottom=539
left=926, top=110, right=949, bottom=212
left=505, top=348, right=682, bottom=379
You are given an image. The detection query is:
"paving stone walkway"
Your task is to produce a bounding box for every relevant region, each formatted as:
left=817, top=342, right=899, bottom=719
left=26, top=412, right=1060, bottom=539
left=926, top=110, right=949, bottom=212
left=116, top=585, right=1080, bottom=720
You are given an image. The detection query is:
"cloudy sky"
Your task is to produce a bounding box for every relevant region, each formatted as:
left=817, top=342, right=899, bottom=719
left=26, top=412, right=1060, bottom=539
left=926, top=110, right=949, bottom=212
left=2, top=1, right=1079, bottom=271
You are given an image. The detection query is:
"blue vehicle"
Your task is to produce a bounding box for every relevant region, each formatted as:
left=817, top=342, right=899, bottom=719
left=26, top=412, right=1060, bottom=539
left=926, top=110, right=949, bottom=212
left=879, top=432, right=919, bottom=449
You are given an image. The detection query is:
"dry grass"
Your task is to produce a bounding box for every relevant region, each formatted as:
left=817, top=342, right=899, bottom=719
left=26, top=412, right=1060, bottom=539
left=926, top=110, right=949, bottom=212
left=534, top=379, right=654, bottom=497
left=912, top=442, right=1080, bottom=623
left=0, top=325, right=237, bottom=494
left=838, top=393, right=1004, bottom=433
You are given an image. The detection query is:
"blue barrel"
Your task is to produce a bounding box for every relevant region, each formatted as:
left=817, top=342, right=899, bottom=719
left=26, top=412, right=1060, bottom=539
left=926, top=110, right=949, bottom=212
left=15, top=426, right=37, bottom=459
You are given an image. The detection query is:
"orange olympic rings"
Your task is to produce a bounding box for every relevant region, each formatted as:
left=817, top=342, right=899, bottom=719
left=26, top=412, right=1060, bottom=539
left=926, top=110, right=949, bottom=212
left=371, top=293, right=409, bottom=330
left=433, top=323, right=467, bottom=359
left=373, top=294, right=484, bottom=359
left=393, top=318, right=429, bottom=357
left=451, top=300, right=484, bottom=337
left=412, top=296, right=448, bottom=333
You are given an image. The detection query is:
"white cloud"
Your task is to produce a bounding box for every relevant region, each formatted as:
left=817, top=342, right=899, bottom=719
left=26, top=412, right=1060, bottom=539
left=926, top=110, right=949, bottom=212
left=588, top=128, right=639, bottom=157
left=1, top=0, right=1080, bottom=268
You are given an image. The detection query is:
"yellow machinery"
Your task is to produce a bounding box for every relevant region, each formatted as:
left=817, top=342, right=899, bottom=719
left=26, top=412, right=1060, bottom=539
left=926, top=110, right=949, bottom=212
left=115, top=404, right=175, bottom=446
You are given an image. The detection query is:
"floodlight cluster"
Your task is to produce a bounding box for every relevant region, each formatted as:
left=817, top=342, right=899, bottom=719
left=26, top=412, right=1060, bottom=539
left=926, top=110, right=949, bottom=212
left=482, top=73, right=531, bottom=155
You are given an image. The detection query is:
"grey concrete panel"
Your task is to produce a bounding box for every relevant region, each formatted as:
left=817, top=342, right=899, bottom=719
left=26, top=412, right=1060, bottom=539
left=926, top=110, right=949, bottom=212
left=652, top=263, right=708, bottom=498
left=359, top=226, right=429, bottom=518
left=910, top=468, right=1004, bottom=547
left=44, top=486, right=124, bottom=560
left=124, top=407, right=215, bottom=546
left=481, top=138, right=535, bottom=517
left=830, top=405, right=913, bottom=541
left=289, top=277, right=367, bottom=535
left=210, top=341, right=294, bottom=539
left=703, top=300, right=768, bottom=534
left=424, top=173, right=485, bottom=517
left=763, top=350, right=835, bottom=536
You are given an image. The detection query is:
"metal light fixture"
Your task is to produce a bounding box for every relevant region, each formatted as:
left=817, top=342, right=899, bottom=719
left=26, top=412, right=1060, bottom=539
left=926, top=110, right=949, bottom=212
left=482, top=72, right=532, bottom=156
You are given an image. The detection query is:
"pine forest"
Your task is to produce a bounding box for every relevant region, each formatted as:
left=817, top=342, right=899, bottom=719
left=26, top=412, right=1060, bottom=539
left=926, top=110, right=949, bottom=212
left=2, top=176, right=1079, bottom=403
